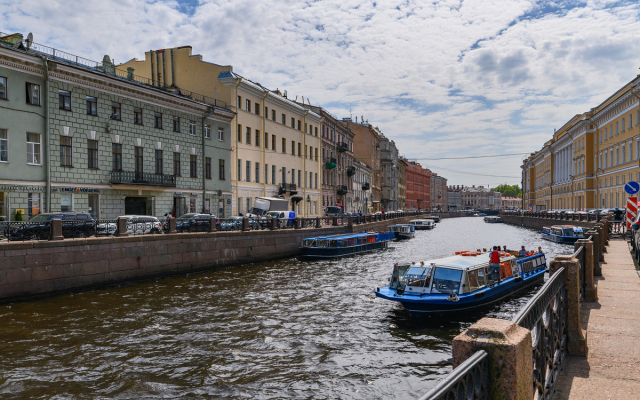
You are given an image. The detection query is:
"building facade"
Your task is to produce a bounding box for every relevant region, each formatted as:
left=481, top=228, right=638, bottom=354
left=430, top=173, right=448, bottom=211
left=352, top=160, right=373, bottom=213
left=0, top=34, right=234, bottom=221
left=120, top=47, right=323, bottom=217
left=461, top=186, right=502, bottom=209
left=398, top=158, right=407, bottom=210
left=379, top=134, right=399, bottom=211
left=404, top=159, right=431, bottom=210
left=502, top=196, right=521, bottom=209
left=342, top=118, right=381, bottom=212
left=447, top=185, right=462, bottom=211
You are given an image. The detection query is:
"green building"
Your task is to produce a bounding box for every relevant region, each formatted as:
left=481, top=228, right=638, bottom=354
left=0, top=33, right=234, bottom=220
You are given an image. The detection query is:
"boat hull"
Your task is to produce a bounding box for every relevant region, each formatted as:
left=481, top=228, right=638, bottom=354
left=394, top=232, right=415, bottom=240
left=375, top=269, right=545, bottom=316
left=300, top=241, right=388, bottom=259
left=541, top=232, right=580, bottom=244
left=413, top=225, right=433, bottom=230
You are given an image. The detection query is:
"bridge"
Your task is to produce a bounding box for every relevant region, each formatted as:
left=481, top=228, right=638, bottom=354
left=419, top=216, right=640, bottom=399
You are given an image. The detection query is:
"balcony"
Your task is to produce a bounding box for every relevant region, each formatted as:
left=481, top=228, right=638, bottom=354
left=279, top=183, right=298, bottom=195
left=337, top=185, right=348, bottom=196
left=337, top=142, right=348, bottom=153
left=325, top=157, right=337, bottom=170
left=362, top=182, right=370, bottom=191
left=346, top=166, right=356, bottom=177
left=110, top=171, right=176, bottom=187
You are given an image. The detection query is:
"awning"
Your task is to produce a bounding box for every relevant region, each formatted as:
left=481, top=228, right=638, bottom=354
left=291, top=196, right=303, bottom=203
left=336, top=203, right=343, bottom=206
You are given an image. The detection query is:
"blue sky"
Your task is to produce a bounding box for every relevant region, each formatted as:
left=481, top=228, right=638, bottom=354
left=2, top=0, right=640, bottom=186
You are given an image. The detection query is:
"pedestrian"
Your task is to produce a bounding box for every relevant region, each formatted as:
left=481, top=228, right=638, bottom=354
left=613, top=207, right=623, bottom=233
left=490, top=246, right=502, bottom=284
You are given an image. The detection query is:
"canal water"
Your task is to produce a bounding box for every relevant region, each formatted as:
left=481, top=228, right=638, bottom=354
left=0, top=217, right=574, bottom=399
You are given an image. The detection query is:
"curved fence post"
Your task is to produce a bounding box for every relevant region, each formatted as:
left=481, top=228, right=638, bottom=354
left=549, top=255, right=587, bottom=356
left=576, top=238, right=598, bottom=302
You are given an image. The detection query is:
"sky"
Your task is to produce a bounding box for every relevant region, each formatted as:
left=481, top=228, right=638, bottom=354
left=2, top=0, right=640, bottom=187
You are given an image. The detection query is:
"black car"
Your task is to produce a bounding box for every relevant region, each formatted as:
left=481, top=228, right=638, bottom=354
left=175, top=213, right=218, bottom=232
left=5, top=212, right=95, bottom=241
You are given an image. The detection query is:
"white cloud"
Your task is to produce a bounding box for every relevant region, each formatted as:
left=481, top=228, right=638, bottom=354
left=1, top=0, right=639, bottom=186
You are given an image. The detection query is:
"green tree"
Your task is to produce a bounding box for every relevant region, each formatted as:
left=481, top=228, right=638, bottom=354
left=492, top=184, right=522, bottom=198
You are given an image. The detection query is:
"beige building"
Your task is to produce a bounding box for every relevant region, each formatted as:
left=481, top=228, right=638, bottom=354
left=120, top=47, right=322, bottom=216
left=430, top=173, right=448, bottom=211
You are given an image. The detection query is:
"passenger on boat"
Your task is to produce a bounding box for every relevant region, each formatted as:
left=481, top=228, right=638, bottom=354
left=490, top=246, right=502, bottom=284
left=537, top=246, right=543, bottom=254
left=519, top=246, right=527, bottom=256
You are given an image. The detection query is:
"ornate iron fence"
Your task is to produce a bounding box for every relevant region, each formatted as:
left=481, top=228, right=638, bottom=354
left=95, top=220, right=117, bottom=236
left=300, top=218, right=317, bottom=228
left=1, top=221, right=52, bottom=241
left=417, top=350, right=489, bottom=400
left=512, top=268, right=567, bottom=400
left=218, top=218, right=243, bottom=231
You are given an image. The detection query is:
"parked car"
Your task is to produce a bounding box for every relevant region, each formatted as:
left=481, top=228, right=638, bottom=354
left=6, top=212, right=95, bottom=241
left=219, top=216, right=262, bottom=231
left=175, top=213, right=218, bottom=232
left=124, top=215, right=163, bottom=235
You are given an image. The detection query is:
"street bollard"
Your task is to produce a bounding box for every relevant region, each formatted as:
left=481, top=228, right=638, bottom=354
left=348, top=216, right=353, bottom=229
left=332, top=216, right=338, bottom=226
left=575, top=238, right=598, bottom=301
left=242, top=217, right=249, bottom=231
left=315, top=217, right=321, bottom=229
left=115, top=216, right=128, bottom=237
left=50, top=219, right=64, bottom=241
left=209, top=216, right=217, bottom=233
left=271, top=217, right=277, bottom=230
left=167, top=217, right=177, bottom=234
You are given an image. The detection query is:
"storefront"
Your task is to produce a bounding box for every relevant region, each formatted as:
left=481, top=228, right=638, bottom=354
left=0, top=185, right=46, bottom=221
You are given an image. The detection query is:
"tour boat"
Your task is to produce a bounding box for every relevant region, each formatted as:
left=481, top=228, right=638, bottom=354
left=300, top=232, right=395, bottom=259
left=424, top=215, right=441, bottom=223
left=410, top=219, right=435, bottom=230
left=483, top=216, right=503, bottom=223
left=374, top=251, right=547, bottom=316
left=541, top=225, right=584, bottom=244
left=388, top=224, right=416, bottom=240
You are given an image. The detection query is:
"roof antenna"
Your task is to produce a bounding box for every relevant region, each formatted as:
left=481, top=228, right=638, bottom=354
left=25, top=32, right=33, bottom=49
left=295, top=95, right=298, bottom=101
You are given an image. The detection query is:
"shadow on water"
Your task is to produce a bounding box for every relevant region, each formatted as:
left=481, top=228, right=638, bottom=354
left=0, top=217, right=574, bottom=399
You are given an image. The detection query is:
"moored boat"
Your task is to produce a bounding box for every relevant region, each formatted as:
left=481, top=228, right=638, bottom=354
left=374, top=251, right=546, bottom=316
left=483, top=216, right=503, bottom=223
left=410, top=219, right=435, bottom=230
left=300, top=231, right=395, bottom=259
left=423, top=215, right=441, bottom=223
left=388, top=224, right=416, bottom=240
left=541, top=225, right=584, bottom=244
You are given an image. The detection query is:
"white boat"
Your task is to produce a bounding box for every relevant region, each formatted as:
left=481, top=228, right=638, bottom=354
left=409, top=219, right=435, bottom=230
left=483, top=216, right=503, bottom=223
left=388, top=224, right=416, bottom=240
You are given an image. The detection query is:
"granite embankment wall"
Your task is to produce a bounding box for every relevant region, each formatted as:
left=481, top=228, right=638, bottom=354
left=500, top=214, right=598, bottom=230
left=0, top=213, right=464, bottom=302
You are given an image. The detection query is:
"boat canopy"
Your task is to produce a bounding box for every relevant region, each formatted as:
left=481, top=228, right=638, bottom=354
left=302, top=231, right=394, bottom=248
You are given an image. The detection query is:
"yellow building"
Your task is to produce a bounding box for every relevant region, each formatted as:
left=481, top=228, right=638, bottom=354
left=120, top=47, right=323, bottom=216
left=523, top=75, right=640, bottom=211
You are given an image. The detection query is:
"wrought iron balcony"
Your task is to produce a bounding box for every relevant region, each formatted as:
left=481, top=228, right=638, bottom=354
left=110, top=171, right=176, bottom=187
left=337, top=142, right=348, bottom=153
left=337, top=185, right=348, bottom=196
left=325, top=157, right=337, bottom=170
left=362, top=182, right=370, bottom=191
left=346, top=166, right=356, bottom=177
left=279, top=183, right=298, bottom=195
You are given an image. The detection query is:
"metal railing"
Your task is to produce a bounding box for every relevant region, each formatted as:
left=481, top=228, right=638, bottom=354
left=110, top=171, right=177, bottom=187
left=1, top=221, right=52, bottom=241
left=300, top=218, right=317, bottom=229
left=512, top=267, right=567, bottom=400
left=417, top=350, right=489, bottom=400
left=574, top=245, right=586, bottom=302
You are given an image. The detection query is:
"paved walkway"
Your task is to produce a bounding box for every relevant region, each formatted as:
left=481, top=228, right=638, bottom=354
left=555, top=239, right=640, bottom=399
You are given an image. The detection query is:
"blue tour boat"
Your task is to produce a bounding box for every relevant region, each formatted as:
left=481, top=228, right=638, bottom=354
left=541, top=225, right=584, bottom=244
left=388, top=224, right=415, bottom=240
left=374, top=251, right=547, bottom=316
left=300, top=232, right=395, bottom=259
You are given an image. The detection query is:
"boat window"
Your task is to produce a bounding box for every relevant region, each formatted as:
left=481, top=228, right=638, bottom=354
left=462, top=273, right=471, bottom=293
left=329, top=240, right=337, bottom=247
left=467, top=269, right=482, bottom=292
left=318, top=240, right=328, bottom=247
left=563, top=229, right=574, bottom=236
left=401, top=266, right=431, bottom=287
left=431, top=268, right=463, bottom=294
left=304, top=239, right=317, bottom=247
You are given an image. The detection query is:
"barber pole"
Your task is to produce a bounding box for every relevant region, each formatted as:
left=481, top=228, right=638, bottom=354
left=627, top=196, right=637, bottom=229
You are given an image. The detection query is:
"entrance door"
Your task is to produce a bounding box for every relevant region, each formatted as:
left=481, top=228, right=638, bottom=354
left=173, top=197, right=186, bottom=217
left=125, top=197, right=146, bottom=215
left=88, top=194, right=99, bottom=219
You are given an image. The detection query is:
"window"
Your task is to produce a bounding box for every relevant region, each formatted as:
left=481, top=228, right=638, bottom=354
left=630, top=114, right=633, bottom=129
left=218, top=127, right=224, bottom=141
left=59, top=90, right=71, bottom=110
left=238, top=159, right=242, bottom=181
left=86, top=96, right=97, bottom=115
left=265, top=106, right=268, bottom=117
left=60, top=136, right=72, bottom=167
left=219, top=159, right=225, bottom=180
left=264, top=132, right=268, bottom=148
left=173, top=116, right=180, bottom=132
left=315, top=127, right=318, bottom=137
left=291, top=117, right=295, bottom=128
left=297, top=120, right=301, bottom=131
left=204, top=125, right=211, bottom=139
left=111, top=102, right=121, bottom=120
left=112, top=144, right=122, bottom=171
left=154, top=112, right=163, bottom=129
left=190, top=155, right=197, bottom=177
left=174, top=152, right=181, bottom=176
left=26, top=83, right=40, bottom=105
left=292, top=168, right=296, bottom=185
left=622, top=118, right=626, bottom=132
left=265, top=164, right=269, bottom=184
left=255, top=130, right=260, bottom=147
left=282, top=138, right=286, bottom=153
left=255, top=162, right=260, bottom=183
left=282, top=167, right=286, bottom=184
left=291, top=140, right=295, bottom=155
left=189, top=121, right=197, bottom=136
left=0, top=77, right=6, bottom=100
left=237, top=125, right=242, bottom=142
left=88, top=140, right=98, bottom=169
left=272, top=109, right=276, bottom=121
left=255, top=102, right=260, bottom=115
left=246, top=127, right=251, bottom=144
left=0, top=129, right=6, bottom=162
left=237, top=96, right=242, bottom=108
left=155, top=150, right=163, bottom=175
left=272, top=165, right=276, bottom=184
left=133, top=107, right=143, bottom=125
left=272, top=135, right=276, bottom=150
left=315, top=173, right=318, bottom=189
left=315, top=148, right=318, bottom=161
left=298, top=143, right=301, bottom=157
left=616, top=121, right=619, bottom=135
left=61, top=193, right=72, bottom=212
left=135, top=147, right=143, bottom=174
left=206, top=157, right=211, bottom=179
left=246, top=160, right=251, bottom=182
left=281, top=113, right=286, bottom=124
left=246, top=99, right=251, bottom=112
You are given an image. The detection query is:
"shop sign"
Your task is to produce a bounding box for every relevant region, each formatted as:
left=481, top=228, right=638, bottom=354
left=190, top=192, right=198, bottom=197
left=53, top=187, right=100, bottom=193
left=0, top=186, right=44, bottom=191
left=227, top=199, right=231, bottom=204
left=174, top=192, right=183, bottom=196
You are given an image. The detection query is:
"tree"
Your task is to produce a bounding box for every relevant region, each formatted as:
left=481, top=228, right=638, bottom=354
left=492, top=184, right=522, bottom=198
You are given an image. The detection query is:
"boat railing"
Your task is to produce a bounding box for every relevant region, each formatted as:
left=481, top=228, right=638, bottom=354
left=416, top=350, right=489, bottom=400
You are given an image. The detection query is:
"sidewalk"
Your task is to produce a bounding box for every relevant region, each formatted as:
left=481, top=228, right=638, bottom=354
left=554, top=239, right=640, bottom=399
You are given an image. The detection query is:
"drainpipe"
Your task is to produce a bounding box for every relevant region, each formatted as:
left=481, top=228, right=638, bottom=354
left=262, top=92, right=268, bottom=197
left=40, top=56, right=51, bottom=212
left=302, top=110, right=309, bottom=217
left=233, top=78, right=241, bottom=215
left=202, top=107, right=215, bottom=213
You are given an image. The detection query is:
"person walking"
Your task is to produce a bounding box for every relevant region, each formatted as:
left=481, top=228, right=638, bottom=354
left=490, top=246, right=502, bottom=284
left=613, top=207, right=623, bottom=233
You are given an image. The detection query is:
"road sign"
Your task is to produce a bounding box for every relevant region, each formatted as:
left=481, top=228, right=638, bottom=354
left=627, top=197, right=638, bottom=229
left=625, top=181, right=640, bottom=195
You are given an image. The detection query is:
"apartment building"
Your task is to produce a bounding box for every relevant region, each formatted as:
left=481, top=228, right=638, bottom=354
left=461, top=186, right=502, bottom=209
left=447, top=185, right=463, bottom=211
left=352, top=161, right=373, bottom=213
left=430, top=173, right=448, bottom=211
left=404, top=159, right=431, bottom=210
left=379, top=134, right=399, bottom=211
left=0, top=33, right=234, bottom=221
left=398, top=158, right=407, bottom=210
left=120, top=47, right=322, bottom=217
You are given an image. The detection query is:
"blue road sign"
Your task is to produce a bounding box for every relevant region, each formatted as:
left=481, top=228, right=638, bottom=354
left=625, top=181, right=640, bottom=195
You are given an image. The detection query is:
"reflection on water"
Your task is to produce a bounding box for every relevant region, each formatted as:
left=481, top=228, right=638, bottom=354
left=0, top=217, right=573, bottom=399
